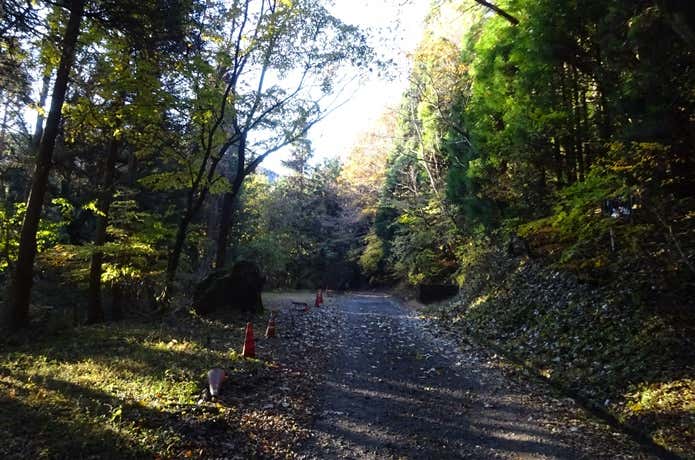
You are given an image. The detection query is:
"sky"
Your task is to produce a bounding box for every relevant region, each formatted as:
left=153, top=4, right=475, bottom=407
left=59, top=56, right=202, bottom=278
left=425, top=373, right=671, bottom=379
left=263, top=0, right=430, bottom=173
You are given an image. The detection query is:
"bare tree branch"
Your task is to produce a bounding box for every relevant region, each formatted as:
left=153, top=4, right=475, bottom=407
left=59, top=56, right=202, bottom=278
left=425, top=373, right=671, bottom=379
left=472, top=0, right=519, bottom=25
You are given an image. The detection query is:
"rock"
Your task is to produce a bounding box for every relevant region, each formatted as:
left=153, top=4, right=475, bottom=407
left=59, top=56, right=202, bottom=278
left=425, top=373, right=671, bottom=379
left=507, top=232, right=531, bottom=257
left=193, top=261, right=265, bottom=315
left=417, top=284, right=459, bottom=304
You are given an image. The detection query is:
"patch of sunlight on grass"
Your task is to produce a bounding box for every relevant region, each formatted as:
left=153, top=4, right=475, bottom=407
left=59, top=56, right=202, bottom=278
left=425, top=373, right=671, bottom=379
left=0, top=317, right=251, bottom=458
left=149, top=338, right=200, bottom=353
left=469, top=294, right=489, bottom=310
left=626, top=378, right=695, bottom=414
left=622, top=378, right=695, bottom=458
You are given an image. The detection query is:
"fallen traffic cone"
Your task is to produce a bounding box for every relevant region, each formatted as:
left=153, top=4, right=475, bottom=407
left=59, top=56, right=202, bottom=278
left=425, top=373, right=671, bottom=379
left=291, top=301, right=309, bottom=312
left=265, top=313, right=276, bottom=338
left=207, top=368, right=228, bottom=397
left=242, top=322, right=255, bottom=358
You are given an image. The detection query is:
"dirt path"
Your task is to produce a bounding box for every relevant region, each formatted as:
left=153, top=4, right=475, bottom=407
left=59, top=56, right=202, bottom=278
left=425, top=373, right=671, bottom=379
left=300, top=292, right=656, bottom=459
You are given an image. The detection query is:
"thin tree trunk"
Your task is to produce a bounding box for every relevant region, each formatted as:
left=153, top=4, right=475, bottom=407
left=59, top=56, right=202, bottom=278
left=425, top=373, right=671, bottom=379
left=580, top=82, right=591, bottom=169
left=164, top=137, right=235, bottom=293
left=571, top=65, right=585, bottom=181
left=215, top=136, right=246, bottom=269
left=560, top=64, right=577, bottom=184
left=472, top=0, right=519, bottom=25
left=166, top=208, right=193, bottom=288
left=593, top=43, right=612, bottom=142
left=0, top=97, right=8, bottom=153
left=111, top=283, right=124, bottom=321
left=2, top=220, right=11, bottom=271
left=6, top=0, right=84, bottom=331
left=215, top=192, right=236, bottom=269
left=86, top=137, right=119, bottom=324
left=127, top=150, right=137, bottom=185
left=552, top=137, right=563, bottom=187
left=32, top=73, right=51, bottom=150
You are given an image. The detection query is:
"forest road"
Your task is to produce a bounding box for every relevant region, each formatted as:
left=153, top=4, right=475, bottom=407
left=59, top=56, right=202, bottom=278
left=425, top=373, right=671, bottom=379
left=300, top=292, right=655, bottom=459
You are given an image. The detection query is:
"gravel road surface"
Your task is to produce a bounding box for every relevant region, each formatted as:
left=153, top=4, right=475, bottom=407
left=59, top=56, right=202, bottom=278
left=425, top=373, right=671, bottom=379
left=300, top=293, right=655, bottom=459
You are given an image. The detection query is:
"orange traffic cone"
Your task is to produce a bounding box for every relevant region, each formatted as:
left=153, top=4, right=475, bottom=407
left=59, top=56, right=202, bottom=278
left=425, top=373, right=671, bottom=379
left=315, top=290, right=321, bottom=308
left=207, top=368, right=228, bottom=397
left=242, top=322, right=255, bottom=358
left=265, top=313, right=276, bottom=338
left=318, top=289, right=324, bottom=305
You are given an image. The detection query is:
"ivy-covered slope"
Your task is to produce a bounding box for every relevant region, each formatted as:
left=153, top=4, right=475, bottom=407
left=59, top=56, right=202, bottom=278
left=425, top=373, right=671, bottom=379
left=429, top=246, right=694, bottom=458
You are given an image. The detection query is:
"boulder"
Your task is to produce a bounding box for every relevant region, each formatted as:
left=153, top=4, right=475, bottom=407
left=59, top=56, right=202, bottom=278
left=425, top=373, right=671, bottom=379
left=193, top=261, right=264, bottom=315
left=506, top=232, right=531, bottom=257
left=417, top=284, right=459, bottom=304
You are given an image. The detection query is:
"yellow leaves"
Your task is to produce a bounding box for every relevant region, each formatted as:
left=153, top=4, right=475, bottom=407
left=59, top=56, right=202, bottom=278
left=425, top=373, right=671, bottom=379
left=201, top=32, right=224, bottom=45
left=397, top=213, right=417, bottom=225
left=625, top=379, right=695, bottom=415
left=28, top=103, right=47, bottom=117
left=628, top=401, right=643, bottom=412
left=84, top=201, right=106, bottom=217
left=279, top=0, right=293, bottom=7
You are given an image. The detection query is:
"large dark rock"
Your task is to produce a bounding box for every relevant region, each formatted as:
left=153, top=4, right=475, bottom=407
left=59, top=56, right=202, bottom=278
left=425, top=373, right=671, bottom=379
left=417, top=284, right=459, bottom=304
left=506, top=232, right=531, bottom=257
left=193, top=261, right=264, bottom=315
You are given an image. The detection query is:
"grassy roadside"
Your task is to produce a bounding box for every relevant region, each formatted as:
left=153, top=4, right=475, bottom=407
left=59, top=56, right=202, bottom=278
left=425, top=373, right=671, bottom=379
left=422, top=250, right=694, bottom=459
left=0, top=290, right=323, bottom=459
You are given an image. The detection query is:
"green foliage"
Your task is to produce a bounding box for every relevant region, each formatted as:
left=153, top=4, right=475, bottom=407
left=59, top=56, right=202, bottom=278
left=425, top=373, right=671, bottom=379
left=0, top=199, right=75, bottom=275
left=359, top=231, right=385, bottom=281
left=0, top=203, right=22, bottom=273
left=230, top=147, right=361, bottom=289
left=519, top=167, right=627, bottom=261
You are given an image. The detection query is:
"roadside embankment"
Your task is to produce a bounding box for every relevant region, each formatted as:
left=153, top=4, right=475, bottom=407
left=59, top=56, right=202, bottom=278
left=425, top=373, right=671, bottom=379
left=424, top=248, right=694, bottom=459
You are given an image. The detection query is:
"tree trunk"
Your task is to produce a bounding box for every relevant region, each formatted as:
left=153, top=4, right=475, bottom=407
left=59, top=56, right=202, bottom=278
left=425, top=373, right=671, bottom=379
left=165, top=209, right=193, bottom=289
left=592, top=43, right=612, bottom=142
left=560, top=64, right=577, bottom=183
left=5, top=0, right=84, bottom=331
left=127, top=150, right=137, bottom=185
left=215, top=136, right=246, bottom=269
left=196, top=196, right=220, bottom=278
left=111, top=283, right=124, bottom=321
left=32, top=73, right=51, bottom=150
left=472, top=0, right=519, bottom=25
left=580, top=82, right=591, bottom=169
left=0, top=97, right=8, bottom=154
left=571, top=65, right=585, bottom=181
left=86, top=137, right=119, bottom=324
left=164, top=137, right=232, bottom=293
left=215, top=192, right=236, bottom=269
left=551, top=137, right=563, bottom=187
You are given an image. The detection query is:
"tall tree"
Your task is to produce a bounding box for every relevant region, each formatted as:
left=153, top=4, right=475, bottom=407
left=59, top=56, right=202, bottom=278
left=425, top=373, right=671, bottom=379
left=158, top=0, right=372, bottom=287
left=5, top=0, right=85, bottom=330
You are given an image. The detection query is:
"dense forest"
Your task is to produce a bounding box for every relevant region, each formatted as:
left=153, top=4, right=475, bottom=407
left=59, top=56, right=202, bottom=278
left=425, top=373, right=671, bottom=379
left=0, top=0, right=372, bottom=326
left=1, top=0, right=694, bottom=457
